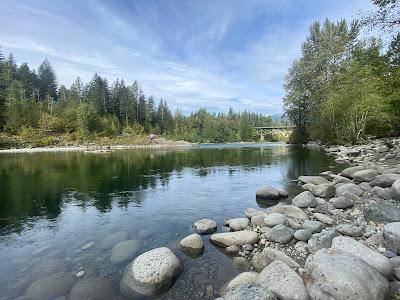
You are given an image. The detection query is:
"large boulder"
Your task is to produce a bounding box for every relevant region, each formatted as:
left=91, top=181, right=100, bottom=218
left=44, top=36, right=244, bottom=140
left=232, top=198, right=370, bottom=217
left=111, top=240, right=141, bottom=264
left=179, top=233, right=204, bottom=255
left=364, top=201, right=400, bottom=223
left=210, top=231, right=259, bottom=247
left=216, top=284, right=277, bottom=300
left=393, top=179, right=400, bottom=200
left=331, top=236, right=393, bottom=278
left=267, top=204, right=307, bottom=221
left=220, top=272, right=259, bottom=296
left=120, top=247, right=182, bottom=296
left=24, top=272, right=76, bottom=300
left=303, top=248, right=389, bottom=300
left=311, top=183, right=335, bottom=198
left=298, top=176, right=329, bottom=185
left=292, top=191, right=317, bottom=208
left=370, top=174, right=400, bottom=188
left=69, top=276, right=118, bottom=300
left=227, top=218, right=250, bottom=231
left=262, top=247, right=301, bottom=269
left=341, top=166, right=366, bottom=178
left=370, top=186, right=393, bottom=200
left=266, top=224, right=294, bottom=244
left=256, top=186, right=282, bottom=200
left=257, top=261, right=309, bottom=300
left=308, top=228, right=340, bottom=252
left=384, top=222, right=400, bottom=255
left=193, top=219, right=217, bottom=234
left=335, top=183, right=363, bottom=197
left=352, top=169, right=379, bottom=182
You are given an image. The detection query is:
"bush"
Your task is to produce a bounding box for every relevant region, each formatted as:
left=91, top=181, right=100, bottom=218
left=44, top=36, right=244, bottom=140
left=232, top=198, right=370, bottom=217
left=38, top=113, right=64, bottom=133
left=76, top=103, right=98, bottom=134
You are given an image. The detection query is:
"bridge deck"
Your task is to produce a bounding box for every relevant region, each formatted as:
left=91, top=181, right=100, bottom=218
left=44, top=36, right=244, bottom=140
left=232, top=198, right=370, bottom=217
left=254, top=126, right=295, bottom=130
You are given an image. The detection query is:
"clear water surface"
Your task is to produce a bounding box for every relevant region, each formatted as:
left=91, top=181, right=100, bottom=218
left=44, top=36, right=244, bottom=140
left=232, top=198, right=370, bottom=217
left=0, top=143, right=346, bottom=299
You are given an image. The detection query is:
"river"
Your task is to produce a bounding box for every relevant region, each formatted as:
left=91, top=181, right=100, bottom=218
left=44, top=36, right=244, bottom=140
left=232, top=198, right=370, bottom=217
left=0, top=143, right=346, bottom=299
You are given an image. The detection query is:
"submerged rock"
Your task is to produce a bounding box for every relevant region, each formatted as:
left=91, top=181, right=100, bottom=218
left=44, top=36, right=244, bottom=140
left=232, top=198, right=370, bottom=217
left=110, top=239, right=141, bottom=264
left=24, top=272, right=75, bottom=300
left=304, top=248, right=389, bottom=300
left=256, top=186, right=282, bottom=200
left=193, top=219, right=217, bottom=234
left=120, top=247, right=182, bottom=296
left=100, top=231, right=129, bottom=250
left=210, top=231, right=259, bottom=247
left=69, top=276, right=118, bottom=300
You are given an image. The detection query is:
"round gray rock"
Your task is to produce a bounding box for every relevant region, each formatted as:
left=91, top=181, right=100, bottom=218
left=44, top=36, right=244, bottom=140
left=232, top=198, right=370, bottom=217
left=336, top=224, right=363, bottom=237
left=257, top=260, right=309, bottom=300
left=311, top=183, right=335, bottom=198
left=69, top=276, right=118, bottom=300
left=100, top=231, right=129, bottom=250
left=264, top=213, right=286, bottom=227
left=294, top=229, right=312, bottom=241
left=267, top=205, right=307, bottom=221
left=179, top=233, right=204, bottom=255
left=335, top=183, right=363, bottom=197
left=302, top=220, right=325, bottom=233
left=384, top=222, right=400, bottom=255
left=227, top=218, right=250, bottom=231
left=332, top=196, right=353, bottom=209
left=217, top=284, right=277, bottom=300
left=298, top=176, right=329, bottom=185
left=252, top=253, right=272, bottom=272
left=266, top=224, right=294, bottom=244
left=120, top=247, right=182, bottom=296
left=393, top=179, right=400, bottom=200
left=304, top=248, right=389, bottom=300
left=313, top=213, right=334, bottom=225
left=193, top=219, right=217, bottom=234
left=220, top=272, right=259, bottom=296
left=256, top=186, right=281, bottom=200
left=352, top=169, right=379, bottom=182
left=292, top=191, right=317, bottom=208
left=370, top=174, right=400, bottom=188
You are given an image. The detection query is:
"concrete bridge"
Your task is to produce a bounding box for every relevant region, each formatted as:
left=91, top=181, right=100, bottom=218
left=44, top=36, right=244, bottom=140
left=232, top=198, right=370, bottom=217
left=254, top=126, right=295, bottom=141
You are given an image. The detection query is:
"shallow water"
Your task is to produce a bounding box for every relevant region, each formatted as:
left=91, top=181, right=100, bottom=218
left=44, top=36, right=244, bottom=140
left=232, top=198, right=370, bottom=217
left=0, top=143, right=345, bottom=299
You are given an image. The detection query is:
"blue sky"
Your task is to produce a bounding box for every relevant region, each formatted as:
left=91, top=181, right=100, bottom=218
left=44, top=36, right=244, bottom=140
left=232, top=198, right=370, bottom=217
left=0, top=0, right=372, bottom=114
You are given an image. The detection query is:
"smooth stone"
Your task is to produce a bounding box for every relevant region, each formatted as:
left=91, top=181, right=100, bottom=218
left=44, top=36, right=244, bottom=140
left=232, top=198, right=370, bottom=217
left=311, top=183, right=335, bottom=198
left=364, top=201, right=400, bottom=223
left=220, top=272, right=259, bottom=296
left=227, top=218, right=250, bottom=231
left=359, top=182, right=372, bottom=191
left=308, top=228, right=340, bottom=252
left=335, top=183, right=363, bottom=197
left=225, top=245, right=240, bottom=254
left=267, top=224, right=294, bottom=244
left=217, top=284, right=277, bottom=300
left=245, top=208, right=264, bottom=219
left=393, top=179, right=400, bottom=200
left=30, top=258, right=70, bottom=281
left=233, top=257, right=252, bottom=271
left=302, top=220, right=325, bottom=233
left=313, top=213, right=334, bottom=225
left=384, top=222, right=400, bottom=255
left=370, top=174, right=400, bottom=188
left=210, top=231, right=260, bottom=247
left=383, top=250, right=397, bottom=258
left=256, top=186, right=282, bottom=200
left=69, top=276, right=118, bottom=300
left=341, top=166, right=366, bottom=178
left=304, top=248, right=389, bottom=300
left=352, top=169, right=379, bottom=182
left=370, top=186, right=393, bottom=200
left=331, top=236, right=394, bottom=278
left=24, top=272, right=75, bottom=300
left=292, top=191, right=317, bottom=208
left=193, top=219, right=217, bottom=234
left=267, top=204, right=307, bottom=221
left=120, top=247, right=182, bottom=296
left=111, top=239, right=141, bottom=264
left=179, top=233, right=204, bottom=255
left=332, top=196, right=353, bottom=209
left=264, top=213, right=286, bottom=227
left=278, top=188, right=289, bottom=197
left=336, top=224, right=363, bottom=237
left=294, top=229, right=312, bottom=241
left=252, top=253, right=272, bottom=272
left=251, top=213, right=267, bottom=226
left=298, top=175, right=329, bottom=185
left=76, top=271, right=85, bottom=278
left=100, top=231, right=129, bottom=250
left=262, top=247, right=301, bottom=269
left=257, top=261, right=309, bottom=300
left=301, top=183, right=315, bottom=191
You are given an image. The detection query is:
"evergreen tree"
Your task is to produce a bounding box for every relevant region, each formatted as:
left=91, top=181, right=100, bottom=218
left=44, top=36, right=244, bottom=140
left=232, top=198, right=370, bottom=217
left=137, top=88, right=146, bottom=125
left=38, top=58, right=58, bottom=100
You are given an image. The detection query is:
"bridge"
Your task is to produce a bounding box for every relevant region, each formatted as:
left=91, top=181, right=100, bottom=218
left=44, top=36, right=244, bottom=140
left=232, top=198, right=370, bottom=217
left=254, top=126, right=295, bottom=141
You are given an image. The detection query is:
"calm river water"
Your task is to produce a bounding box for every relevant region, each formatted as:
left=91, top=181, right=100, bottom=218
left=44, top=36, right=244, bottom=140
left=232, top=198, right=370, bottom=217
left=0, top=143, right=346, bottom=299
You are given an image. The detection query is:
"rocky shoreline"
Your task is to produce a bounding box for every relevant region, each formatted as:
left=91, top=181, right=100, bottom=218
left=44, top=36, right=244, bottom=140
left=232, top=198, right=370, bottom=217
left=112, top=137, right=400, bottom=299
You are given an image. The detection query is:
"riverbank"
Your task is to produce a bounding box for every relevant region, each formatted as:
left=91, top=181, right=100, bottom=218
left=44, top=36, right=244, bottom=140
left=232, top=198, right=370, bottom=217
left=112, top=137, right=400, bottom=299
left=0, top=135, right=193, bottom=153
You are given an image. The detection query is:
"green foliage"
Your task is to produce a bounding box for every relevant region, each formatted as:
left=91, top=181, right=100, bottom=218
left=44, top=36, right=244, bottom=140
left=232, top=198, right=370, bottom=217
left=38, top=113, right=64, bottom=133
left=76, top=103, right=98, bottom=134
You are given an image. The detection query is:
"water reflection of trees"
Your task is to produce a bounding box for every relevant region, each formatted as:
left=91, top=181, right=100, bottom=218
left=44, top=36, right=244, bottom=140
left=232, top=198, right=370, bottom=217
left=0, top=145, right=337, bottom=233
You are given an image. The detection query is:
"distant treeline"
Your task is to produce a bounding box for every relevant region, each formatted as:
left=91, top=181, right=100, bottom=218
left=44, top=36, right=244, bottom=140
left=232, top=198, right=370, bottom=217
left=0, top=50, right=278, bottom=145
left=284, top=0, right=400, bottom=144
